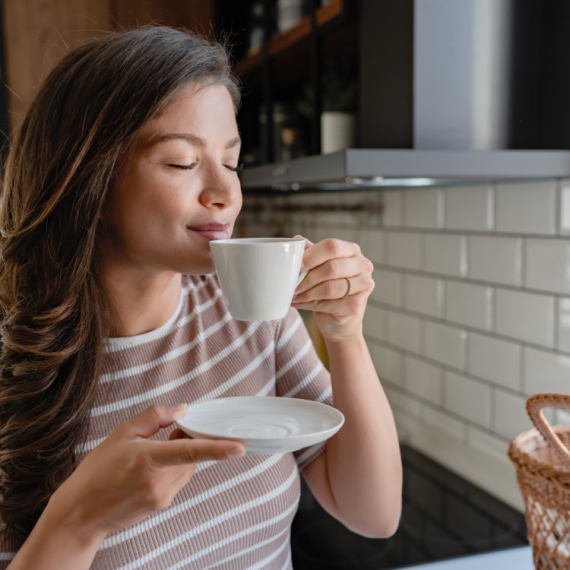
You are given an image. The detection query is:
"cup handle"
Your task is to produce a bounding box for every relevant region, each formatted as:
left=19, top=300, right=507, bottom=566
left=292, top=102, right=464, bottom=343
left=296, top=269, right=308, bottom=288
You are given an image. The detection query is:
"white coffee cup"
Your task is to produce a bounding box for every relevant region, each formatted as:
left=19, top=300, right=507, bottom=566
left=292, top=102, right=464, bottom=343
left=210, top=237, right=308, bottom=321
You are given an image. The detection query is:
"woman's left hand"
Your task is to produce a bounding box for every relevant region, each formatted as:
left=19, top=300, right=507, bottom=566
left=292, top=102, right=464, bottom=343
left=291, top=235, right=375, bottom=344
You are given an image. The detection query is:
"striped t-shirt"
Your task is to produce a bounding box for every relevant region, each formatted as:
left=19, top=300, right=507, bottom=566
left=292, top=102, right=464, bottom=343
left=0, top=274, right=333, bottom=569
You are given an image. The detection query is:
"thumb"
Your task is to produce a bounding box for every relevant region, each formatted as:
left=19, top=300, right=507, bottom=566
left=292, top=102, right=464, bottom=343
left=116, top=404, right=188, bottom=439
left=149, top=438, right=246, bottom=468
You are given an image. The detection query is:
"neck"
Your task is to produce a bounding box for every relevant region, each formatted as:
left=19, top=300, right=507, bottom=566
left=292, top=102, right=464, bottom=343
left=101, top=267, right=183, bottom=338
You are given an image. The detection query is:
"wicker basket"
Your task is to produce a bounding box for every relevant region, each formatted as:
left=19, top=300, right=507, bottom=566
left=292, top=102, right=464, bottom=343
left=509, top=393, right=570, bottom=569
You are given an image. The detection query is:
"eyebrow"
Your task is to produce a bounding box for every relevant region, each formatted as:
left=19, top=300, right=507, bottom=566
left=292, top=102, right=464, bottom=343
left=146, top=133, right=242, bottom=150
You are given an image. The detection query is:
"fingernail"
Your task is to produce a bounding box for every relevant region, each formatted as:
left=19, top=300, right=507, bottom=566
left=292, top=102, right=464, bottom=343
left=171, top=403, right=188, bottom=420
left=228, top=446, right=245, bottom=457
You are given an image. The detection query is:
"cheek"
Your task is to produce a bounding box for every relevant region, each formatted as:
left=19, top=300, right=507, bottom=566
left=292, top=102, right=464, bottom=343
left=128, top=168, right=189, bottom=218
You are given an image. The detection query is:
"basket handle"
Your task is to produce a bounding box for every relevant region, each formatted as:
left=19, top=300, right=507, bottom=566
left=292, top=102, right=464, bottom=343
left=526, top=393, right=570, bottom=470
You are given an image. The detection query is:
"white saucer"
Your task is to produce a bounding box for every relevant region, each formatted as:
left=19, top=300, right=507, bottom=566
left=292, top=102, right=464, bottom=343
left=175, top=396, right=345, bottom=454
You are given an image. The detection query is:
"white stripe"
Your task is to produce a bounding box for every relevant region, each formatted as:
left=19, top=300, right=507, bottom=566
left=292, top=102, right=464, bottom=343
left=76, top=435, right=106, bottom=454
left=0, top=553, right=15, bottom=561
left=276, top=314, right=303, bottom=350
left=192, top=340, right=275, bottom=404
left=102, top=282, right=202, bottom=352
left=245, top=533, right=290, bottom=570
left=91, top=321, right=262, bottom=417
left=295, top=443, right=324, bottom=467
left=116, top=464, right=299, bottom=570
left=280, top=545, right=292, bottom=570
left=102, top=453, right=284, bottom=548
left=79, top=364, right=310, bottom=454
left=99, top=308, right=231, bottom=383
left=81, top=339, right=276, bottom=453
left=276, top=338, right=312, bottom=379
left=256, top=376, right=276, bottom=396
left=282, top=360, right=324, bottom=398
left=168, top=501, right=296, bottom=570
left=316, top=385, right=333, bottom=403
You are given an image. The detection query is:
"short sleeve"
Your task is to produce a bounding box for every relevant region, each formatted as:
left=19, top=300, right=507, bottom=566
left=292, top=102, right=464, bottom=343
left=274, top=308, right=333, bottom=471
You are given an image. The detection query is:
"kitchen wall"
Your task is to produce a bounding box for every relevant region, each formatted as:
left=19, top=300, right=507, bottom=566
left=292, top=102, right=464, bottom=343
left=237, top=178, right=570, bottom=512
left=1, top=0, right=212, bottom=132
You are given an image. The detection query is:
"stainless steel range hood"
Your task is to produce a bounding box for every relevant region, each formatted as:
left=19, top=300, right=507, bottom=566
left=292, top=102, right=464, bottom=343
left=240, top=149, right=570, bottom=191
left=241, top=0, right=570, bottom=192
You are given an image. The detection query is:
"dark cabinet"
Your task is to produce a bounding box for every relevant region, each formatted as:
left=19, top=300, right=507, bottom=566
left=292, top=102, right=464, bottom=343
left=214, top=0, right=359, bottom=166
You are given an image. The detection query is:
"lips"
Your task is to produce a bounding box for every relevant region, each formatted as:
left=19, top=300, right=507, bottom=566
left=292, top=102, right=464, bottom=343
left=187, top=222, right=231, bottom=241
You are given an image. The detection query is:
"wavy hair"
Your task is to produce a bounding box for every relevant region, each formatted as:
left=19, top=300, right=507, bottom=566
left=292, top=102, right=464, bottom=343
left=0, top=25, right=240, bottom=542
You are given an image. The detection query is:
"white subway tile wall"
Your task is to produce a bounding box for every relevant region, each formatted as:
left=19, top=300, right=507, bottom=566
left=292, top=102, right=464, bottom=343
left=558, top=298, right=570, bottom=352
left=371, top=268, right=402, bottom=306
left=445, top=184, right=494, bottom=231
left=381, top=190, right=404, bottom=226
left=370, top=343, right=403, bottom=387
left=405, top=355, right=442, bottom=405
left=469, top=236, right=522, bottom=286
left=424, top=234, right=468, bottom=277
left=444, top=281, right=493, bottom=331
left=525, top=238, right=570, bottom=294
left=423, top=320, right=468, bottom=369
left=496, top=180, right=557, bottom=235
left=404, top=274, right=444, bottom=318
left=468, top=333, right=521, bottom=392
left=495, top=288, right=555, bottom=348
left=386, top=231, right=422, bottom=270
left=444, top=371, right=491, bottom=428
left=404, top=188, right=444, bottom=229
left=239, top=180, right=570, bottom=503
left=358, top=229, right=385, bottom=265
left=387, top=311, right=422, bottom=353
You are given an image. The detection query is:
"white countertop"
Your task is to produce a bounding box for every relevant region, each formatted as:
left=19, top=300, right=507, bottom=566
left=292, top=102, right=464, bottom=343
left=397, top=546, right=533, bottom=569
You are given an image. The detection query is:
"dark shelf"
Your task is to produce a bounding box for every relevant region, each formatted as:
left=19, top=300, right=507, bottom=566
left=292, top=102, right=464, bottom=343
left=233, top=0, right=346, bottom=78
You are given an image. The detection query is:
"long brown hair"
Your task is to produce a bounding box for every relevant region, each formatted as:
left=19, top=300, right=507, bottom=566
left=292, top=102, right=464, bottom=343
left=0, top=25, right=240, bottom=542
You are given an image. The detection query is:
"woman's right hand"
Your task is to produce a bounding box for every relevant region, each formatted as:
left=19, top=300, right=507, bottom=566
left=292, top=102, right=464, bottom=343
left=47, top=404, right=245, bottom=538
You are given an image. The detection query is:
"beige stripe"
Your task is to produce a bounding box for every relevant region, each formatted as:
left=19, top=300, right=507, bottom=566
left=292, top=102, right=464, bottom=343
left=192, top=340, right=275, bottom=404
left=90, top=321, right=263, bottom=416
left=164, top=503, right=295, bottom=570
left=99, top=310, right=231, bottom=383
left=115, top=464, right=299, bottom=569
left=276, top=313, right=303, bottom=349
left=101, top=453, right=285, bottom=548
left=276, top=338, right=312, bottom=379
left=102, top=282, right=197, bottom=352
left=245, top=532, right=291, bottom=570
left=282, top=360, right=324, bottom=398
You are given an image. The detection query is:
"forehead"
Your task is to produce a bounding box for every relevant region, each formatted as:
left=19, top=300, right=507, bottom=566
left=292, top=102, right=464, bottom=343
left=135, top=84, right=239, bottom=148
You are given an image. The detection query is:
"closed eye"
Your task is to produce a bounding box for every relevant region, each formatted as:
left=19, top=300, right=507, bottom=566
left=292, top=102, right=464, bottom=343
left=168, top=163, right=197, bottom=170
left=168, top=163, right=244, bottom=173
left=226, top=163, right=244, bottom=173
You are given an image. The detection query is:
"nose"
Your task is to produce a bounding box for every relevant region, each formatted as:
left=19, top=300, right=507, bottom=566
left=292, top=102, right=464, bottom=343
left=199, top=164, right=240, bottom=210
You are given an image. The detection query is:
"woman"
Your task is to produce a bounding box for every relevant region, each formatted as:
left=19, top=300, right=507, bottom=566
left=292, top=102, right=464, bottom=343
left=0, top=26, right=401, bottom=569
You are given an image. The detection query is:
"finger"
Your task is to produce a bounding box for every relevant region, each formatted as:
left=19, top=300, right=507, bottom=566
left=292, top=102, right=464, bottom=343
left=296, top=238, right=359, bottom=274
left=293, top=235, right=314, bottom=250
left=294, top=275, right=359, bottom=303
left=115, top=404, right=188, bottom=439
left=169, top=428, right=192, bottom=441
left=294, top=257, right=361, bottom=296
left=148, top=438, right=246, bottom=468
left=292, top=289, right=370, bottom=314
